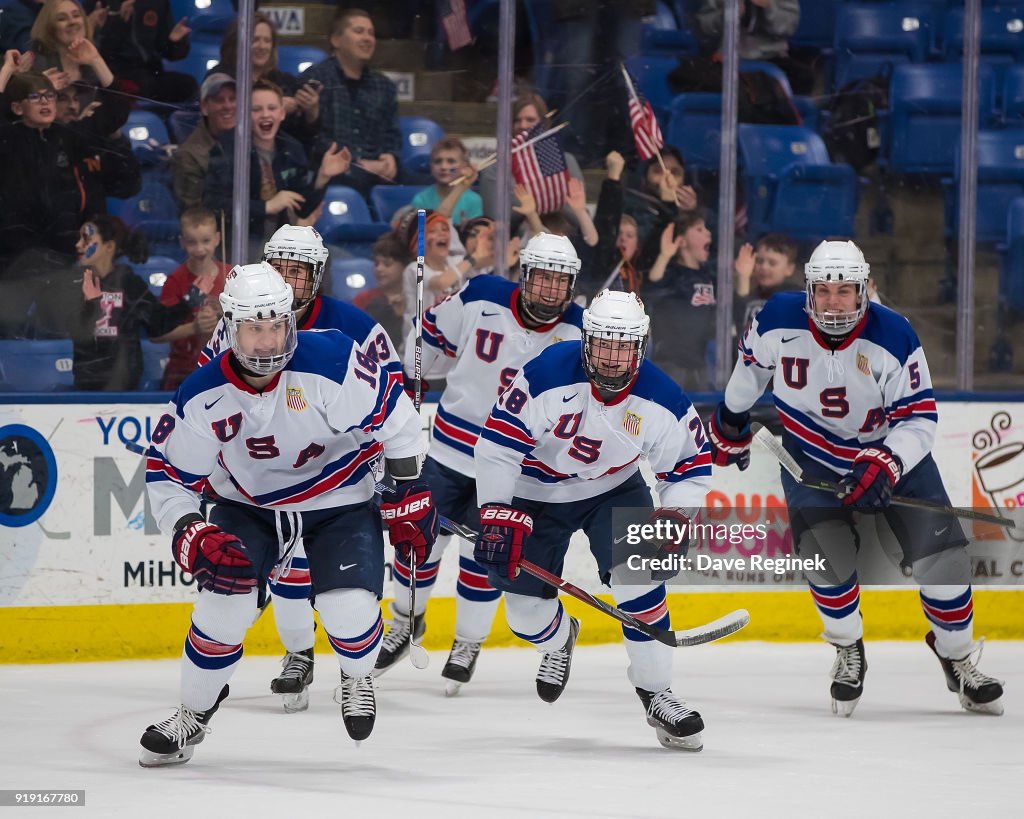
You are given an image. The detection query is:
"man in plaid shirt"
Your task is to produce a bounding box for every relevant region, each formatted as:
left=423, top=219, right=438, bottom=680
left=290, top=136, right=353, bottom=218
left=300, top=8, right=402, bottom=197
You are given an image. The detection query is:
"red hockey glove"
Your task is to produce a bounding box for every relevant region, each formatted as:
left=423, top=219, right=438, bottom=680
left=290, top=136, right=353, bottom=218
left=647, top=508, right=691, bottom=581
left=402, top=376, right=430, bottom=401
left=380, top=479, right=439, bottom=565
left=838, top=446, right=903, bottom=509
left=476, top=504, right=533, bottom=580
left=172, top=521, right=257, bottom=595
left=707, top=402, right=752, bottom=471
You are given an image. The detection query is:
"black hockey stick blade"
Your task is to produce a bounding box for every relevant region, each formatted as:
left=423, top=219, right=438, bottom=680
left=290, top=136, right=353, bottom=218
left=439, top=515, right=750, bottom=648
left=751, top=423, right=1016, bottom=529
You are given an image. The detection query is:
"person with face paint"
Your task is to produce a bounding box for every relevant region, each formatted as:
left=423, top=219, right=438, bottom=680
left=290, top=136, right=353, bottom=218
left=69, top=215, right=189, bottom=390
left=0, top=70, right=131, bottom=271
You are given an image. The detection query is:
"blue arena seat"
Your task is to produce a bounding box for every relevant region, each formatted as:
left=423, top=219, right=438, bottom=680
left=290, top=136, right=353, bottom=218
left=943, top=6, right=1024, bottom=63
left=113, top=174, right=181, bottom=253
left=138, top=339, right=172, bottom=391
left=164, top=35, right=222, bottom=87
left=886, top=63, right=997, bottom=175
left=666, top=93, right=723, bottom=171
left=737, top=124, right=858, bottom=242
left=277, top=45, right=329, bottom=76
left=125, top=110, right=171, bottom=166
left=328, top=256, right=376, bottom=304
left=0, top=340, right=74, bottom=392
left=790, top=0, right=839, bottom=51
left=833, top=3, right=937, bottom=90
left=400, top=116, right=445, bottom=178
left=639, top=1, right=698, bottom=58
left=315, top=186, right=390, bottom=246
left=948, top=129, right=1024, bottom=244
left=370, top=185, right=419, bottom=225
left=133, top=255, right=182, bottom=298
left=168, top=109, right=202, bottom=144
left=170, top=0, right=234, bottom=35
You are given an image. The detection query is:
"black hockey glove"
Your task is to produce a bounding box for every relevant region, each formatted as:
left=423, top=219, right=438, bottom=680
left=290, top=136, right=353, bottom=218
left=475, top=504, right=533, bottom=580
left=707, top=402, right=752, bottom=471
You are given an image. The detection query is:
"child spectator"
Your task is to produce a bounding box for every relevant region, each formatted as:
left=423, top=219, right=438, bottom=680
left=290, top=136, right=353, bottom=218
left=70, top=215, right=188, bottom=390
left=151, top=207, right=229, bottom=390
left=353, top=232, right=406, bottom=348
left=589, top=151, right=645, bottom=297
left=625, top=147, right=699, bottom=263
left=734, top=231, right=799, bottom=335
left=411, top=137, right=483, bottom=227
left=400, top=210, right=462, bottom=336
left=204, top=79, right=351, bottom=257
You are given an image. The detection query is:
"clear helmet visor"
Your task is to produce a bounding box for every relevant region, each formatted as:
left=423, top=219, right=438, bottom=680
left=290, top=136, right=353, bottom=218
left=227, top=313, right=298, bottom=375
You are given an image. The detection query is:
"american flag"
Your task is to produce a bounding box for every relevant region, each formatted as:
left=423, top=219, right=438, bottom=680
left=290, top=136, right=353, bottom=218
left=623, top=411, right=642, bottom=437
left=627, top=76, right=664, bottom=161
left=286, top=387, right=308, bottom=412
left=511, top=122, right=570, bottom=214
left=440, top=0, right=473, bottom=51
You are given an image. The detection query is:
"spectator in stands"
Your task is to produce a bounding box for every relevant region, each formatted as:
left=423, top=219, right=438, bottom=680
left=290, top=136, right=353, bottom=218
left=1, top=0, right=43, bottom=55
left=646, top=209, right=751, bottom=390
left=352, top=231, right=406, bottom=348
left=411, top=137, right=484, bottom=227
left=479, top=91, right=585, bottom=230
left=171, top=72, right=236, bottom=213
left=0, top=70, right=131, bottom=271
left=696, top=0, right=810, bottom=95
left=151, top=207, right=228, bottom=390
left=734, top=231, right=799, bottom=335
left=400, top=210, right=462, bottom=336
left=87, top=0, right=196, bottom=104
left=458, top=216, right=515, bottom=279
left=53, top=82, right=140, bottom=219
left=588, top=151, right=647, bottom=297
left=624, top=147, right=699, bottom=263
left=29, top=0, right=114, bottom=102
left=204, top=79, right=351, bottom=258
left=70, top=215, right=188, bottom=390
left=510, top=178, right=597, bottom=254
left=299, top=7, right=401, bottom=197
left=207, top=11, right=317, bottom=147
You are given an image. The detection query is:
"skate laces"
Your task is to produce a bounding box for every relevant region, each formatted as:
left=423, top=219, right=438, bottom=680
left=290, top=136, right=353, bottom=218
left=278, top=651, right=313, bottom=682
left=537, top=644, right=570, bottom=686
left=336, top=674, right=375, bottom=717
left=150, top=705, right=211, bottom=749
left=448, top=641, right=481, bottom=669
left=830, top=643, right=862, bottom=685
left=381, top=617, right=412, bottom=653
left=951, top=638, right=1004, bottom=692
left=648, top=690, right=696, bottom=721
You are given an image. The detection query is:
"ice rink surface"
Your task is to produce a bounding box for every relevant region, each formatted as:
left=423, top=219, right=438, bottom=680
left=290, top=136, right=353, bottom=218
left=2, top=640, right=1020, bottom=818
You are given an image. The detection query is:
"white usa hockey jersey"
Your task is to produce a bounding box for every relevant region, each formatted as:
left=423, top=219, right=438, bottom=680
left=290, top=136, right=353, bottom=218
left=197, top=295, right=400, bottom=380
left=406, top=275, right=583, bottom=477
left=474, top=341, right=712, bottom=508
left=724, top=292, right=938, bottom=475
left=146, top=330, right=421, bottom=534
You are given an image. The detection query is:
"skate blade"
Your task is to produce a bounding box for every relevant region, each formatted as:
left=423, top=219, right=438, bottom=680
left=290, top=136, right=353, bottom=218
left=961, top=694, right=1004, bottom=716
left=655, top=727, right=703, bottom=752
left=444, top=679, right=463, bottom=697
left=138, top=745, right=195, bottom=768
left=831, top=696, right=861, bottom=718
left=281, top=689, right=310, bottom=713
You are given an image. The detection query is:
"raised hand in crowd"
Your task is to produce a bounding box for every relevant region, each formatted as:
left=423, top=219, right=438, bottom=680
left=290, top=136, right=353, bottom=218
left=567, top=178, right=598, bottom=247
left=648, top=221, right=680, bottom=284
left=266, top=189, right=306, bottom=216
left=675, top=181, right=698, bottom=211
left=65, top=38, right=114, bottom=87
left=88, top=3, right=109, bottom=30
left=733, top=242, right=755, bottom=297
left=0, top=50, right=34, bottom=92
left=169, top=17, right=192, bottom=44
left=316, top=142, right=352, bottom=188
left=81, top=268, right=102, bottom=301
left=605, top=150, right=625, bottom=182
left=42, top=66, right=72, bottom=91
left=513, top=183, right=545, bottom=235
left=118, top=0, right=136, bottom=22
left=195, top=300, right=220, bottom=336
left=293, top=201, right=324, bottom=228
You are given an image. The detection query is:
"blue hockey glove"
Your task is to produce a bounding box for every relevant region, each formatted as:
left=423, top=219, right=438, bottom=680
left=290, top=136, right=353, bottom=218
left=838, top=446, right=903, bottom=509
left=172, top=521, right=257, bottom=595
left=475, top=504, right=533, bottom=580
left=380, top=479, right=439, bottom=564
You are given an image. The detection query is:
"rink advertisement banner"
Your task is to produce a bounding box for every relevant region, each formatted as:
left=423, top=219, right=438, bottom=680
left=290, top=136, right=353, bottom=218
left=3, top=402, right=1024, bottom=608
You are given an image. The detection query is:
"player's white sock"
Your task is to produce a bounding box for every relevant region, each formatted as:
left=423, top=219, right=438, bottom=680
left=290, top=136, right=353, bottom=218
left=614, top=584, right=673, bottom=692
left=920, top=584, right=974, bottom=659
left=269, top=591, right=316, bottom=653
left=391, top=552, right=441, bottom=618
left=505, top=594, right=569, bottom=652
left=453, top=539, right=502, bottom=643
left=180, top=589, right=257, bottom=711
left=319, top=588, right=384, bottom=678
left=808, top=577, right=863, bottom=645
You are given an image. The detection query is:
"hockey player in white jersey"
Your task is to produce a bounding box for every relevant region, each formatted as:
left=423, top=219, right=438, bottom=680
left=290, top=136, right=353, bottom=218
left=708, top=239, right=1004, bottom=717
left=473, top=290, right=713, bottom=750
left=199, top=225, right=403, bottom=713
left=139, top=263, right=437, bottom=766
left=374, top=233, right=585, bottom=693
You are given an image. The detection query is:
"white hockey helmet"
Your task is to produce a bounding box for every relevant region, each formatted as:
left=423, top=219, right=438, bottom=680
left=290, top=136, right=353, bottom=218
left=582, top=289, right=650, bottom=392
left=262, top=224, right=329, bottom=309
left=219, top=262, right=297, bottom=375
left=804, top=239, right=870, bottom=335
left=518, top=232, right=581, bottom=322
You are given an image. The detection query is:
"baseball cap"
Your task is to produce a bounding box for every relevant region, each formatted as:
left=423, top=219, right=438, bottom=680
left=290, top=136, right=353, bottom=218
left=201, top=73, right=236, bottom=101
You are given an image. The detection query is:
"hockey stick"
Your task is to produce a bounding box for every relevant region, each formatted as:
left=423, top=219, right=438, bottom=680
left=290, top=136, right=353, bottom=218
left=751, top=423, right=1016, bottom=528
left=405, top=208, right=429, bottom=670
left=437, top=515, right=750, bottom=648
